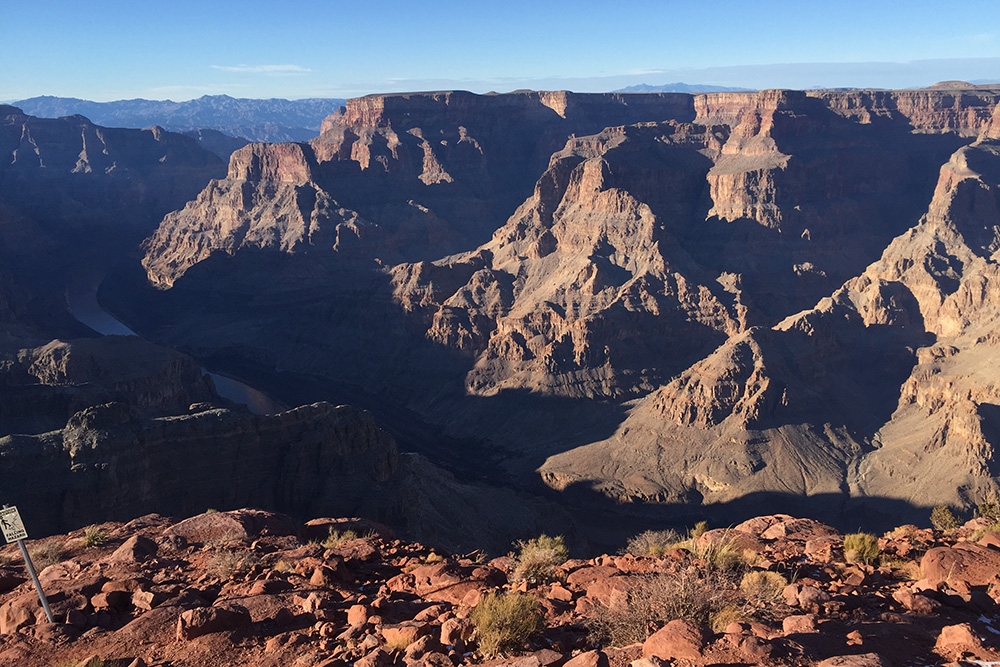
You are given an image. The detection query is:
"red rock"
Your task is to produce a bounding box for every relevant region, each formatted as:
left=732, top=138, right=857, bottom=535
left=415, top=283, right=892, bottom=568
left=356, top=647, right=393, bottom=667
left=381, top=621, right=429, bottom=648
left=935, top=623, right=982, bottom=650
left=815, top=654, right=887, bottom=667
left=0, top=573, right=26, bottom=594
left=348, top=604, right=370, bottom=625
left=0, top=596, right=37, bottom=634
left=783, top=583, right=831, bottom=609
left=547, top=583, right=574, bottom=602
left=642, top=619, right=707, bottom=660
left=921, top=543, right=1000, bottom=587
left=782, top=614, right=818, bottom=634
left=439, top=616, right=472, bottom=647
left=131, top=589, right=164, bottom=611
left=565, top=566, right=619, bottom=588
left=978, top=531, right=1000, bottom=550
left=805, top=535, right=840, bottom=562
left=563, top=650, right=609, bottom=667
left=90, top=590, right=130, bottom=611
left=164, top=511, right=249, bottom=545
left=732, top=634, right=774, bottom=662
left=109, top=534, right=158, bottom=563
left=176, top=603, right=251, bottom=639
left=891, top=587, right=941, bottom=614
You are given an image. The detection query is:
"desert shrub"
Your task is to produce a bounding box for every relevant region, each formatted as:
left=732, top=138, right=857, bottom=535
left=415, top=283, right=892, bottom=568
left=511, top=534, right=569, bottom=584
left=710, top=604, right=749, bottom=633
left=930, top=505, right=961, bottom=531
left=586, top=568, right=740, bottom=646
left=690, top=520, right=710, bottom=541
left=843, top=533, right=880, bottom=565
left=273, top=560, right=296, bottom=574
left=689, top=534, right=749, bottom=576
left=880, top=556, right=921, bottom=580
left=424, top=552, right=444, bottom=564
left=977, top=491, right=1000, bottom=523
left=323, top=528, right=359, bottom=549
left=82, top=526, right=107, bottom=549
left=622, top=529, right=682, bottom=556
left=471, top=591, right=543, bottom=658
left=739, top=570, right=788, bottom=604
left=29, top=541, right=65, bottom=570
left=208, top=549, right=259, bottom=580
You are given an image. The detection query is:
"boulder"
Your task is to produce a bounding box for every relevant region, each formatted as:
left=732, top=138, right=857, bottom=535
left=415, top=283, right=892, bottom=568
left=642, top=619, right=707, bottom=661
left=921, top=544, right=1000, bottom=587
left=176, top=603, right=251, bottom=639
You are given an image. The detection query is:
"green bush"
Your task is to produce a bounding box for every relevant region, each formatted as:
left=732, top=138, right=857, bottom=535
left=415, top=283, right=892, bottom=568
left=82, top=526, right=107, bottom=548
left=930, top=505, right=961, bottom=531
left=977, top=491, right=1000, bottom=523
left=511, top=534, right=569, bottom=584
left=843, top=533, right=880, bottom=565
left=471, top=591, right=543, bottom=658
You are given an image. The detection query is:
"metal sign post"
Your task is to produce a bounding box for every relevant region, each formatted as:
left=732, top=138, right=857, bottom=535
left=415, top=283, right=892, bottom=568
left=1, top=505, right=54, bottom=623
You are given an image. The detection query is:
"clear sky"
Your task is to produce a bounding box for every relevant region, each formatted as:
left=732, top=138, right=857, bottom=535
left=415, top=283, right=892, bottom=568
left=2, top=0, right=998, bottom=101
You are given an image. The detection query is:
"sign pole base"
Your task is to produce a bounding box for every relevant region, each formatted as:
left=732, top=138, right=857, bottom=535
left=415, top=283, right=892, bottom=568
left=16, top=539, right=54, bottom=624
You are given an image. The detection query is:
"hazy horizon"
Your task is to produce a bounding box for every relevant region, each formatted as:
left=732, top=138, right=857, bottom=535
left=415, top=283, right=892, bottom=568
left=3, top=0, right=998, bottom=102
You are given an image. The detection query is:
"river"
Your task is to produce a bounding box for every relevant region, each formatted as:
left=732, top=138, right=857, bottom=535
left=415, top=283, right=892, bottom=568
left=65, top=276, right=285, bottom=416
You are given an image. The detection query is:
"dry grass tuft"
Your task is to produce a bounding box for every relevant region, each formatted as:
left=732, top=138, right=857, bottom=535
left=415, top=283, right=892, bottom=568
left=471, top=591, right=543, bottom=658
left=511, top=534, right=569, bottom=584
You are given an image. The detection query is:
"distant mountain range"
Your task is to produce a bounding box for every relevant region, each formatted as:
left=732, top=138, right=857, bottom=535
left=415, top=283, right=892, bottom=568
left=10, top=95, right=347, bottom=143
left=614, top=82, right=754, bottom=93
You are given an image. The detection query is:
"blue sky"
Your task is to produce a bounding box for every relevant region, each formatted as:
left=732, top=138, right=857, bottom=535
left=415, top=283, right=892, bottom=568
left=2, top=0, right=998, bottom=101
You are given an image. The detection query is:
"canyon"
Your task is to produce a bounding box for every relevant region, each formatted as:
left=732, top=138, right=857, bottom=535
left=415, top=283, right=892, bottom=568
left=3, top=85, right=1000, bottom=554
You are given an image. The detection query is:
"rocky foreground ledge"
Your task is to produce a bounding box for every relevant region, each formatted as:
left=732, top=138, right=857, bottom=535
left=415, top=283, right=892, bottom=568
left=0, top=511, right=998, bottom=666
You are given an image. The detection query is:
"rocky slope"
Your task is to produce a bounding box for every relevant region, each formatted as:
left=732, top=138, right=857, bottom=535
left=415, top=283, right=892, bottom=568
left=106, top=88, right=1000, bottom=530
left=141, top=91, right=698, bottom=287
left=0, top=105, right=225, bottom=341
left=538, top=96, right=1000, bottom=523
left=1, top=510, right=999, bottom=666
left=0, top=336, right=218, bottom=436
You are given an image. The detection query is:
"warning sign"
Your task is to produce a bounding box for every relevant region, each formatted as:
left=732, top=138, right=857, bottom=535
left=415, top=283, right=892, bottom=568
left=0, top=507, right=27, bottom=543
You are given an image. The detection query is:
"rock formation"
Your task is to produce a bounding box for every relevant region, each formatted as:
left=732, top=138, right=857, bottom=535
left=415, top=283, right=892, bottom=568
left=115, top=88, right=1000, bottom=532
left=0, top=105, right=225, bottom=341
left=540, top=96, right=1000, bottom=524
left=0, top=336, right=218, bottom=437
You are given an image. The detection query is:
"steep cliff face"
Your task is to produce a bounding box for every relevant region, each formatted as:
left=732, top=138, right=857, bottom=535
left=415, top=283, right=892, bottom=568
left=0, top=106, right=223, bottom=226
left=392, top=121, right=737, bottom=398
left=115, top=89, right=1000, bottom=530
left=540, top=103, right=1000, bottom=518
left=0, top=401, right=399, bottom=535
left=0, top=106, right=225, bottom=340
left=140, top=143, right=382, bottom=288
left=389, top=89, right=990, bottom=398
left=142, top=92, right=699, bottom=287
left=0, top=336, right=219, bottom=436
